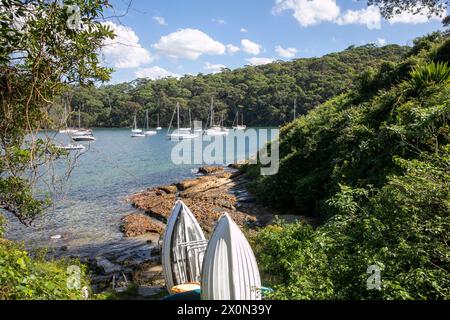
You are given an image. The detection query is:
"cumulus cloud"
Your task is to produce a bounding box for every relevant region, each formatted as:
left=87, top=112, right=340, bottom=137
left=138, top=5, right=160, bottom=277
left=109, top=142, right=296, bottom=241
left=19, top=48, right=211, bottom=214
left=204, top=62, right=227, bottom=73
left=272, top=0, right=340, bottom=27
left=102, top=21, right=152, bottom=69
left=226, top=44, right=240, bottom=55
left=336, top=5, right=381, bottom=29
left=388, top=6, right=444, bottom=24
left=376, top=38, right=386, bottom=46
left=273, top=0, right=444, bottom=29
left=241, top=39, right=262, bottom=55
left=247, top=57, right=275, bottom=66
left=153, top=28, right=226, bottom=60
left=275, top=45, right=297, bottom=58
left=135, top=66, right=179, bottom=79
left=240, top=28, right=248, bottom=33
left=153, top=16, right=168, bottom=26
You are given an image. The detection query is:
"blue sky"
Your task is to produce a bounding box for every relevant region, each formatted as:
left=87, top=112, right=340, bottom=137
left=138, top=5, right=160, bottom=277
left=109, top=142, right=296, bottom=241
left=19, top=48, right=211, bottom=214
left=101, top=0, right=447, bottom=83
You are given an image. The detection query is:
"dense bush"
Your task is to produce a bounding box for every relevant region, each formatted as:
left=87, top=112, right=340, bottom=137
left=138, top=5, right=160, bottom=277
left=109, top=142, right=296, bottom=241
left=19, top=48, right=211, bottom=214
left=0, top=219, right=92, bottom=300
left=251, top=34, right=450, bottom=299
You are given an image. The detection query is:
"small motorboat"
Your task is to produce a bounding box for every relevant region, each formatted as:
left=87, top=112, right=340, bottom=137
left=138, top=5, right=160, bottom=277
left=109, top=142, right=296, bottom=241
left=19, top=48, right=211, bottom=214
left=131, top=132, right=145, bottom=138
left=162, top=200, right=207, bottom=293
left=72, top=135, right=96, bottom=142
left=201, top=213, right=262, bottom=300
left=57, top=143, right=86, bottom=151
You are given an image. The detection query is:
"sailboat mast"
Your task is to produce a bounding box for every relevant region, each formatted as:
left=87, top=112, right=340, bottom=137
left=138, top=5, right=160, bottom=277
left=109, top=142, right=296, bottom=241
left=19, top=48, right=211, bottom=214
left=189, top=109, right=192, bottom=129
left=78, top=109, right=81, bottom=128
left=146, top=110, right=149, bottom=130
left=210, top=98, right=214, bottom=128
left=177, top=102, right=180, bottom=130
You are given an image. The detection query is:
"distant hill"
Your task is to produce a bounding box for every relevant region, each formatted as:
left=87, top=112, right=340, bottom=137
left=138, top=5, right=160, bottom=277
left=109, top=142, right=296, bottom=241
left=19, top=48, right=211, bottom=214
left=61, top=44, right=409, bottom=128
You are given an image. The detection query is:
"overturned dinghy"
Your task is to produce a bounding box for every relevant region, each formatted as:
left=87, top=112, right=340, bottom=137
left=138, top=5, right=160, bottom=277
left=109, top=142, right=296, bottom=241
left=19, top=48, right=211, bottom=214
left=201, top=213, right=261, bottom=300
left=162, top=200, right=207, bottom=293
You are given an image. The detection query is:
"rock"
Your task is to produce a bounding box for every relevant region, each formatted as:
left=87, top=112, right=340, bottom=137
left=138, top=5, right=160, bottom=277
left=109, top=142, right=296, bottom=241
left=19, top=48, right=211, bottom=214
left=158, top=185, right=178, bottom=194
left=121, top=214, right=165, bottom=237
left=137, top=285, right=166, bottom=297
left=198, top=166, right=225, bottom=175
left=95, top=257, right=122, bottom=274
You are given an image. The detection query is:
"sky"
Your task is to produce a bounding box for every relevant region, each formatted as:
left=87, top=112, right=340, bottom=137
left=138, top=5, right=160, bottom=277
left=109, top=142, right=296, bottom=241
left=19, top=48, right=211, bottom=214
left=100, top=0, right=448, bottom=83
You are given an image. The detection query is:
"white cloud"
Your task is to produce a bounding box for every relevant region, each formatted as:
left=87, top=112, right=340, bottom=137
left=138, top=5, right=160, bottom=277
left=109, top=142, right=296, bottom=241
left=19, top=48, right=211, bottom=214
left=272, top=0, right=340, bottom=27
left=204, top=62, right=227, bottom=73
left=153, top=28, right=226, bottom=60
left=273, top=1, right=446, bottom=29
left=102, top=21, right=152, bottom=69
left=336, top=5, right=381, bottom=29
left=212, top=18, right=226, bottom=25
left=388, top=6, right=444, bottom=24
left=153, top=16, right=168, bottom=26
left=247, top=57, right=275, bottom=66
left=241, top=39, right=262, bottom=55
left=275, top=45, right=297, bottom=58
left=376, top=38, right=386, bottom=46
left=226, top=44, right=240, bottom=55
left=135, top=66, right=179, bottom=80
left=240, top=28, right=248, bottom=33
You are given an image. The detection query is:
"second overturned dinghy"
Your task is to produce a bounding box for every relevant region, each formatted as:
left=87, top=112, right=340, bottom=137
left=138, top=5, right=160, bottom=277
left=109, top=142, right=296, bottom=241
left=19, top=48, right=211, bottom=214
left=201, top=213, right=262, bottom=300
left=162, top=200, right=207, bottom=293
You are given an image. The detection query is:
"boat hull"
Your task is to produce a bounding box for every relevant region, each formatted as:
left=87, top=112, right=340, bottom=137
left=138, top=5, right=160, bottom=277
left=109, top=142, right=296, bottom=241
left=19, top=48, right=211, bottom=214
left=162, top=201, right=207, bottom=293
left=201, top=213, right=261, bottom=300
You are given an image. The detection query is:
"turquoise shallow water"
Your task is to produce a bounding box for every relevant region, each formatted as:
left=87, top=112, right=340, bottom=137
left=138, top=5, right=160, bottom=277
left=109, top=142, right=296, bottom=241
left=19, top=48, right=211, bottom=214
left=4, top=128, right=270, bottom=256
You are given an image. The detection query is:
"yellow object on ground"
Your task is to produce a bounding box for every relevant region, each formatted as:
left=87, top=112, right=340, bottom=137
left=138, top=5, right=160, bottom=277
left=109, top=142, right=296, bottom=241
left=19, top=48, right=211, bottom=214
left=171, top=282, right=201, bottom=294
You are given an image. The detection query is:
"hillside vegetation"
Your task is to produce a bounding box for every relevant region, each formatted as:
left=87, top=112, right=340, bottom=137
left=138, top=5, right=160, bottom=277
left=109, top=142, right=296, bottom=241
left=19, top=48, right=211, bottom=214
left=247, top=32, right=450, bottom=299
left=57, top=44, right=408, bottom=128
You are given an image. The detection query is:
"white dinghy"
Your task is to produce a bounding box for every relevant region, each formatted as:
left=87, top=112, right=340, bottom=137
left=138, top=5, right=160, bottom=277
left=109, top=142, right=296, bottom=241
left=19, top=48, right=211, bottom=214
left=201, top=213, right=261, bottom=300
left=162, top=200, right=207, bottom=293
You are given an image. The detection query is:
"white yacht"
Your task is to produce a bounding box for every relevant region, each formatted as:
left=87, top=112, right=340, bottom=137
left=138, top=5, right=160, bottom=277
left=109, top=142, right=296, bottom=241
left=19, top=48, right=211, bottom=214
left=167, top=103, right=199, bottom=140
left=156, top=114, right=162, bottom=130
left=204, top=98, right=229, bottom=136
left=144, top=110, right=157, bottom=136
left=232, top=111, right=246, bottom=130
left=131, top=114, right=143, bottom=134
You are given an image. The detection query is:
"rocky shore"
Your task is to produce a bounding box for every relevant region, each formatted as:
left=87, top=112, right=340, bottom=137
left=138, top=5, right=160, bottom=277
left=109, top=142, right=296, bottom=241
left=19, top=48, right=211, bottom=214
left=86, top=165, right=285, bottom=298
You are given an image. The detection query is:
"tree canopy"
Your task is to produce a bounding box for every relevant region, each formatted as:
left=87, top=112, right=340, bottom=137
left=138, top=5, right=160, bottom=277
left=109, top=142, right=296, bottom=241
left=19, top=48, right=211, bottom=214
left=0, top=0, right=113, bottom=225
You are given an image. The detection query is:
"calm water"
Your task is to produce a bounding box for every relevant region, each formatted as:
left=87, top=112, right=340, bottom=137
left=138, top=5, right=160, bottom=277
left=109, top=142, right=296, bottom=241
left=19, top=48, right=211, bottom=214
left=4, top=128, right=268, bottom=256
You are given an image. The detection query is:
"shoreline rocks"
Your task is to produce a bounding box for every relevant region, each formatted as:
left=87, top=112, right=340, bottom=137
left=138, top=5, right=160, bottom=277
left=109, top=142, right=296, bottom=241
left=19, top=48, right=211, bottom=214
left=127, top=166, right=262, bottom=235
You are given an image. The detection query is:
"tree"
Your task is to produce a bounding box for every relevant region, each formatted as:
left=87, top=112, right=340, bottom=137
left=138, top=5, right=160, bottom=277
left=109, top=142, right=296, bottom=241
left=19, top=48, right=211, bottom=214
left=0, top=0, right=113, bottom=225
left=366, top=0, right=449, bottom=25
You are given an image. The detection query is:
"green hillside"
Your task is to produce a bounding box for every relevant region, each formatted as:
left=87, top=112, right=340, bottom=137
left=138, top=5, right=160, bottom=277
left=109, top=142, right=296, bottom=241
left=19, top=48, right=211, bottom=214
left=59, top=44, right=408, bottom=128
left=247, top=32, right=450, bottom=299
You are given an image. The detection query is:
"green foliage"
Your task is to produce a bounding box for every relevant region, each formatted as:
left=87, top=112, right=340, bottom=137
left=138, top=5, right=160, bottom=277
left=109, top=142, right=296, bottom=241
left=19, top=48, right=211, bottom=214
left=0, top=240, right=92, bottom=300
left=408, top=61, right=450, bottom=94
left=252, top=33, right=450, bottom=299
left=1, top=0, right=113, bottom=224
left=59, top=44, right=408, bottom=128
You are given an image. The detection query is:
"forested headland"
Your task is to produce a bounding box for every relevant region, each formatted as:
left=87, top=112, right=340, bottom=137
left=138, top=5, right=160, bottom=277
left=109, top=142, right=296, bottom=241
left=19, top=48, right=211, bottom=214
left=246, top=31, right=450, bottom=300
left=56, top=44, right=408, bottom=128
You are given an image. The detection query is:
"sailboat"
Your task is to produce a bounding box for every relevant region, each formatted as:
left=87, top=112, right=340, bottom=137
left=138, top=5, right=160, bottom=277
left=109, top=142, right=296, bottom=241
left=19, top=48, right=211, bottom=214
left=204, top=98, right=229, bottom=136
left=167, top=102, right=198, bottom=140
left=59, top=98, right=79, bottom=134
left=131, top=114, right=143, bottom=134
left=71, top=109, right=95, bottom=141
left=232, top=111, right=246, bottom=130
left=156, top=113, right=162, bottom=130
left=144, top=110, right=157, bottom=136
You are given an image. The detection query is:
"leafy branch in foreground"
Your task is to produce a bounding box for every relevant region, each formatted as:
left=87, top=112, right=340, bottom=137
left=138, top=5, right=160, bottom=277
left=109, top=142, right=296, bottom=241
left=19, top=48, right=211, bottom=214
left=0, top=0, right=113, bottom=225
